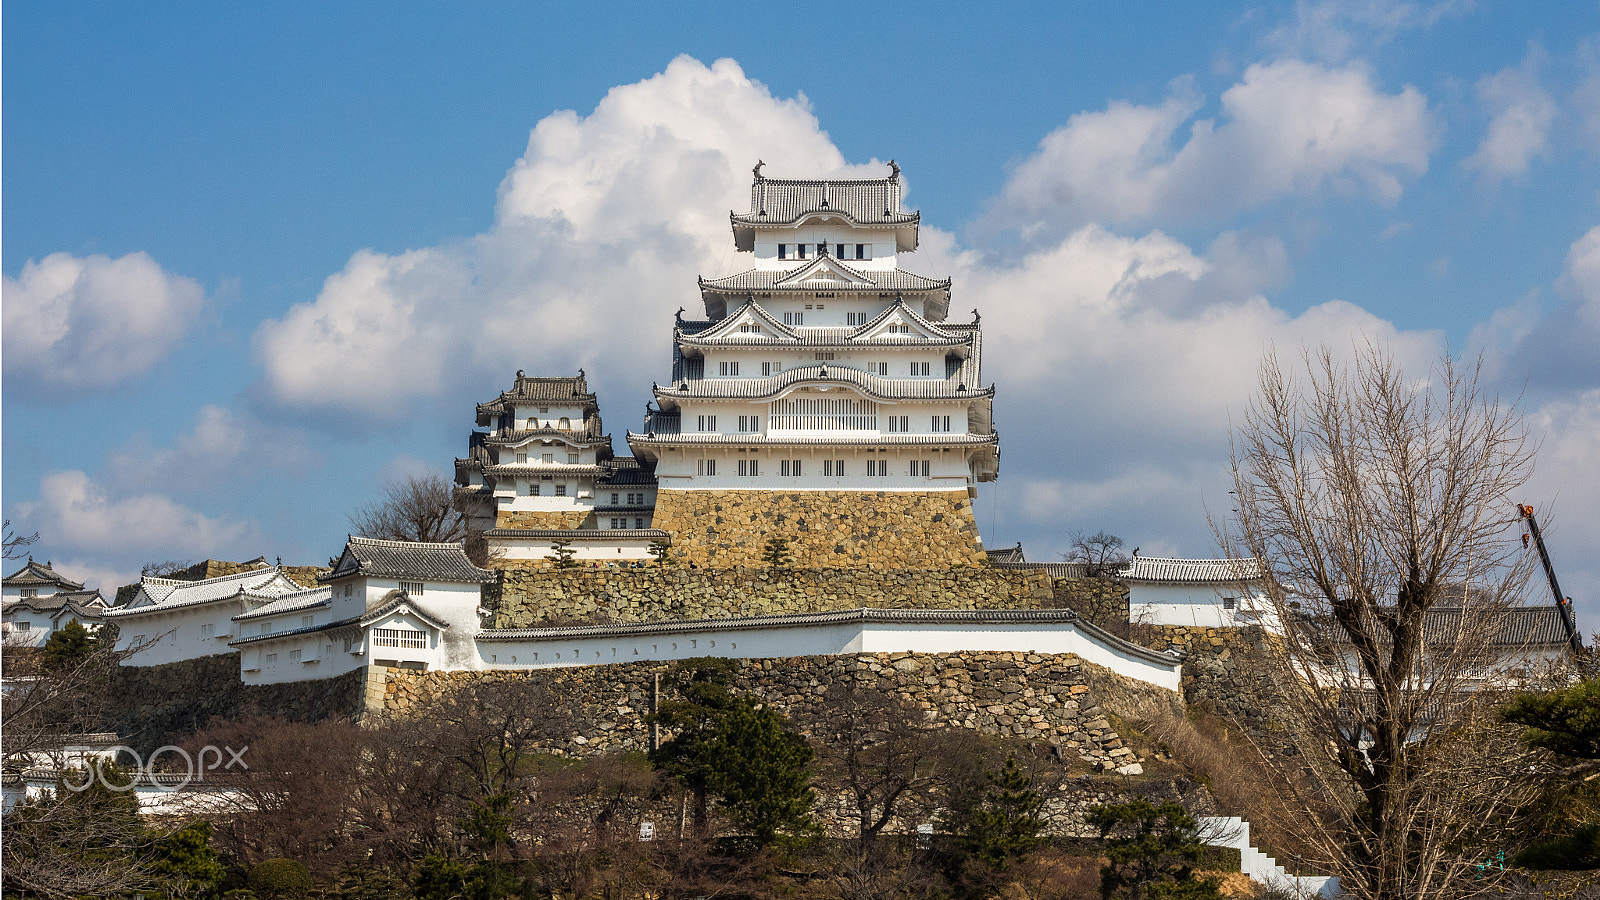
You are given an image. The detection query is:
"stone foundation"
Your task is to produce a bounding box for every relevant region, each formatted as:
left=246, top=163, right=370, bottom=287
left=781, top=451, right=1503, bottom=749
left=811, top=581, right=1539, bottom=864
left=648, top=489, right=986, bottom=568
left=495, top=510, right=591, bottom=529
left=102, top=654, right=367, bottom=755
left=493, top=566, right=1055, bottom=626
left=376, top=650, right=1176, bottom=777
left=1052, top=575, right=1130, bottom=631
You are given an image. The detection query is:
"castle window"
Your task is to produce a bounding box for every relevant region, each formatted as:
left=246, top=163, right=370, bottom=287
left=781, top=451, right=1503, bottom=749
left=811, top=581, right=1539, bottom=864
left=846, top=312, right=860, bottom=326
left=290, top=649, right=302, bottom=663
left=836, top=244, right=846, bottom=258
left=931, top=415, right=951, bottom=433
left=373, top=628, right=427, bottom=650
left=796, top=244, right=808, bottom=259
left=874, top=362, right=888, bottom=375
left=635, top=518, right=646, bottom=529
left=302, top=615, right=314, bottom=628
left=777, top=244, right=787, bottom=259
left=568, top=453, right=578, bottom=464
left=400, top=581, right=424, bottom=595
left=202, top=623, right=214, bottom=638
left=12, top=622, right=29, bottom=632
left=516, top=452, right=528, bottom=463
left=822, top=459, right=833, bottom=476
left=20, top=588, right=36, bottom=599
left=540, top=407, right=548, bottom=413
left=610, top=518, right=622, bottom=529
left=762, top=361, right=780, bottom=375
left=542, top=453, right=554, bottom=463
left=719, top=361, right=739, bottom=376
left=556, top=484, right=567, bottom=497
left=913, top=361, right=931, bottom=376
left=697, top=415, right=717, bottom=432
left=266, top=653, right=277, bottom=665
left=530, top=483, right=541, bottom=496
left=874, top=460, right=890, bottom=476
left=698, top=459, right=717, bottom=476
left=611, top=493, right=619, bottom=504
left=813, top=351, right=834, bottom=360
left=1223, top=597, right=1238, bottom=610
left=817, top=243, right=828, bottom=257
left=783, top=312, right=804, bottom=326
left=559, top=417, right=571, bottom=429
left=857, top=243, right=869, bottom=260
left=344, top=584, right=352, bottom=597
left=886, top=415, right=909, bottom=433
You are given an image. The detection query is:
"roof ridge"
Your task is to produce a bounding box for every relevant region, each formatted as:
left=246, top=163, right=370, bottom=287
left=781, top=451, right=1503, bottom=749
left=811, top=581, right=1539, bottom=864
left=348, top=536, right=464, bottom=549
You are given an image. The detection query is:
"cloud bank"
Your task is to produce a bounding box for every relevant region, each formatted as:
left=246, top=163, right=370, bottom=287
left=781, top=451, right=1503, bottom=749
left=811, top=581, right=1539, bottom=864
left=2, top=251, right=205, bottom=396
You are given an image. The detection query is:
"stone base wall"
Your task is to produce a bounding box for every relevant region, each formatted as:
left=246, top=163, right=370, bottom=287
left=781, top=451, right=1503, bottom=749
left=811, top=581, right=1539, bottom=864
left=496, top=510, right=591, bottom=529
left=376, top=650, right=1177, bottom=777
left=649, top=489, right=986, bottom=568
left=1051, top=575, right=1130, bottom=631
left=494, top=567, right=1055, bottom=626
left=103, top=654, right=367, bottom=755
left=1132, top=624, right=1296, bottom=753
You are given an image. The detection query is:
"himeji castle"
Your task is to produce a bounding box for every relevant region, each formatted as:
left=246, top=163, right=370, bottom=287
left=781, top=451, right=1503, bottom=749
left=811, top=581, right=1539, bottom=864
left=629, top=161, right=998, bottom=567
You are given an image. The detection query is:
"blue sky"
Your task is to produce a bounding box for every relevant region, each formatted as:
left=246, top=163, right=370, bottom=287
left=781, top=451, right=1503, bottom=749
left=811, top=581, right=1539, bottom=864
left=5, top=1, right=1599, bottom=627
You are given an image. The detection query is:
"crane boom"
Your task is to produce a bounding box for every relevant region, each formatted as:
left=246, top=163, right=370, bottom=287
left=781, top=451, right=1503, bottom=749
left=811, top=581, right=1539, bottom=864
left=1518, top=504, right=1585, bottom=658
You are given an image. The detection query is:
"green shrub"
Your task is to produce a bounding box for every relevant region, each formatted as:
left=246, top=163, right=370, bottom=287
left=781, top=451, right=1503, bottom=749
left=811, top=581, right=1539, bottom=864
left=249, top=859, right=313, bottom=900
left=1514, top=822, right=1600, bottom=870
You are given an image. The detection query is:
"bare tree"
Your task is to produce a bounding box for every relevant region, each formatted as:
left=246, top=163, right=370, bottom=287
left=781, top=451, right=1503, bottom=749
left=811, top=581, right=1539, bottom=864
left=1062, top=530, right=1128, bottom=576
left=348, top=473, right=465, bottom=544
left=4, top=518, right=39, bottom=559
left=1218, top=344, right=1544, bottom=899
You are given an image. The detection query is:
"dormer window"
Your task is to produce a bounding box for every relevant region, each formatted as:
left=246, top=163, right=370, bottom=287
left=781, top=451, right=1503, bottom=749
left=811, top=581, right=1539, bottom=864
left=558, top=417, right=571, bottom=429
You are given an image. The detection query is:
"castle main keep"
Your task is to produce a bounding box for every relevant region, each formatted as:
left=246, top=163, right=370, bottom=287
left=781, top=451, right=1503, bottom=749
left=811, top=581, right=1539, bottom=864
left=457, top=161, right=999, bottom=567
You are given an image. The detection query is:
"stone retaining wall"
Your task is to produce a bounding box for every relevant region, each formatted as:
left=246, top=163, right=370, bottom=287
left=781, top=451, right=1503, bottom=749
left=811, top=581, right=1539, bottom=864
left=496, top=510, right=591, bottom=529
left=103, top=654, right=367, bottom=755
left=493, top=567, right=1056, bottom=626
left=376, top=650, right=1179, bottom=778
left=1135, top=624, right=1297, bottom=752
left=648, top=489, right=987, bottom=568
left=1052, top=575, right=1130, bottom=631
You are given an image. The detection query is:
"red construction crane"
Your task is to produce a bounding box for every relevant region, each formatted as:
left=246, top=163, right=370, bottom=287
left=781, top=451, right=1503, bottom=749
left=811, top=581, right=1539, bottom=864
left=1518, top=504, right=1585, bottom=658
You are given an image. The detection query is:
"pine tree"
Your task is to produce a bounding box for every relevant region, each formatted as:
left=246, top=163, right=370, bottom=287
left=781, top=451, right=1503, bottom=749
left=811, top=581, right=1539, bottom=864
left=649, top=538, right=674, bottom=566
left=40, top=619, right=98, bottom=673
left=544, top=539, right=577, bottom=569
left=761, top=535, right=793, bottom=568
left=1089, top=799, right=1222, bottom=899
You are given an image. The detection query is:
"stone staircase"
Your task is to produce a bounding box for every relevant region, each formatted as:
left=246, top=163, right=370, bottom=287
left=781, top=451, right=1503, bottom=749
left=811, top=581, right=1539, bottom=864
left=1199, top=816, right=1340, bottom=897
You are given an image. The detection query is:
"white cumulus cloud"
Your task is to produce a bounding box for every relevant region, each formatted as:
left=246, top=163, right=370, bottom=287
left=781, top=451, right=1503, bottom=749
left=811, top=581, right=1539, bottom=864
left=982, top=59, right=1435, bottom=240
left=254, top=56, right=882, bottom=422
left=106, top=404, right=318, bottom=496
left=2, top=251, right=205, bottom=396
left=1464, top=53, right=1556, bottom=179
left=11, top=470, right=260, bottom=560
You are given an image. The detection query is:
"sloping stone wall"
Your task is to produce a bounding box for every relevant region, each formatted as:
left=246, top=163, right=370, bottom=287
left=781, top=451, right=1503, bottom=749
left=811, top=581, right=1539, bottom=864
left=496, top=510, right=591, bottom=529
left=1134, top=624, right=1297, bottom=753
left=376, top=650, right=1178, bottom=777
left=1051, top=574, right=1130, bottom=631
left=648, top=489, right=987, bottom=568
left=493, top=567, right=1056, bottom=626
left=102, top=654, right=366, bottom=755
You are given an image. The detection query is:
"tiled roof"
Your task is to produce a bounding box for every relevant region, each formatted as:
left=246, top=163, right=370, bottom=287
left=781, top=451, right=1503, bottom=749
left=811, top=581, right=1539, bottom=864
left=627, top=430, right=998, bottom=447
left=486, top=528, right=670, bottom=540
left=475, top=373, right=597, bottom=420
left=651, top=363, right=994, bottom=403
left=1123, top=557, right=1266, bottom=584
left=985, top=545, right=1027, bottom=564
left=597, top=466, right=658, bottom=486
left=483, top=463, right=608, bottom=477
left=734, top=175, right=916, bottom=228
left=699, top=266, right=949, bottom=295
left=106, top=568, right=305, bottom=617
left=480, top=607, right=1184, bottom=666
left=323, top=536, right=497, bottom=584
left=233, top=587, right=333, bottom=622
left=991, top=562, right=1093, bottom=578
left=485, top=421, right=608, bottom=446
left=228, top=616, right=358, bottom=648
left=3, top=589, right=106, bottom=616
left=3, top=559, right=84, bottom=591
left=679, top=297, right=968, bottom=349
left=1316, top=606, right=1574, bottom=649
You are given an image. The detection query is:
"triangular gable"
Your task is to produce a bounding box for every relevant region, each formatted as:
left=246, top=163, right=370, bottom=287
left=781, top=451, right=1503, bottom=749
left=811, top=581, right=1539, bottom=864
left=360, top=590, right=450, bottom=631
left=851, top=296, right=957, bottom=342
left=773, top=256, right=876, bottom=289
left=689, top=298, right=798, bottom=342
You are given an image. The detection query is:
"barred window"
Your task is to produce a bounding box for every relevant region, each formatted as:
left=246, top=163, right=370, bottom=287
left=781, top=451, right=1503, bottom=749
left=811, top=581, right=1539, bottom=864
left=770, top=397, right=876, bottom=430
left=372, top=628, right=427, bottom=650
left=400, top=581, right=424, bottom=596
